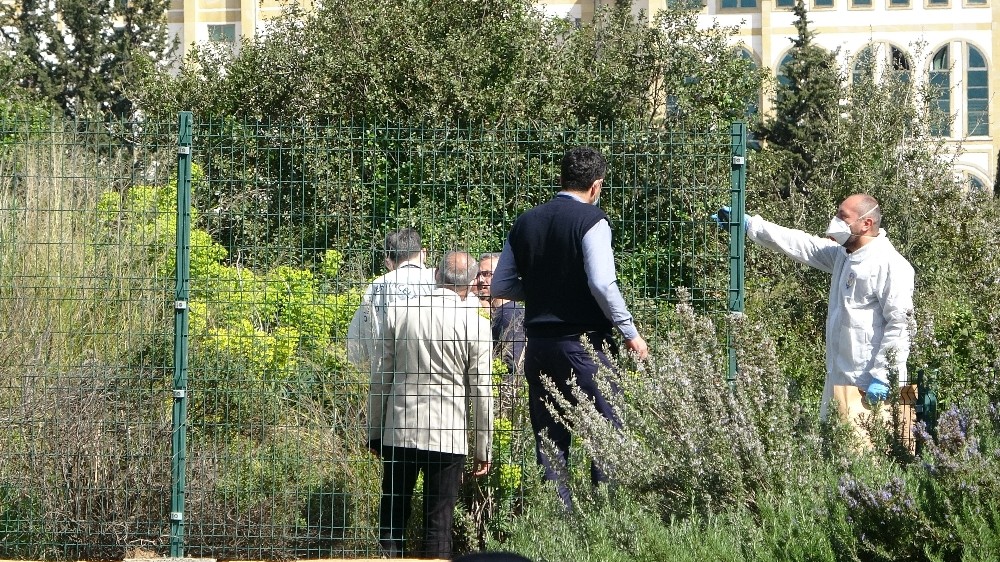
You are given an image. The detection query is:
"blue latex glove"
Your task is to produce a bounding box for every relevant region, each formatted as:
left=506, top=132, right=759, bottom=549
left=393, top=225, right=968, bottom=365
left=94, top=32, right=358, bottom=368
left=711, top=206, right=748, bottom=230
left=865, top=381, right=890, bottom=404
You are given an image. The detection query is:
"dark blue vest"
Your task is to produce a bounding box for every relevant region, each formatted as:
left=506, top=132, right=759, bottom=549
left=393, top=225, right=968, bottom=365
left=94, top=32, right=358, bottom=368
left=508, top=195, right=613, bottom=337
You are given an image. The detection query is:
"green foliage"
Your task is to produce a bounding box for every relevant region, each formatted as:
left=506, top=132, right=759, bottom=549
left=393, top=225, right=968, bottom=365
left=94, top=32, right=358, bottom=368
left=124, top=1, right=762, bottom=294
left=184, top=426, right=379, bottom=557
left=319, top=249, right=344, bottom=280
left=0, top=485, right=51, bottom=558
left=0, top=0, right=175, bottom=118
left=168, top=116, right=740, bottom=304
left=0, top=56, right=54, bottom=133
left=747, top=487, right=840, bottom=562
left=95, top=170, right=364, bottom=438
left=214, top=434, right=326, bottom=514
left=262, top=266, right=335, bottom=346
left=456, top=416, right=531, bottom=553
left=496, top=491, right=751, bottom=562
left=131, top=0, right=760, bottom=127
left=97, top=167, right=353, bottom=350
left=96, top=165, right=226, bottom=280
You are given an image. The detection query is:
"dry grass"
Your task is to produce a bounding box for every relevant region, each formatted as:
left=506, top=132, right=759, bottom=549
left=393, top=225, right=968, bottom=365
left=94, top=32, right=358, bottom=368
left=0, top=121, right=171, bottom=377
left=0, top=121, right=177, bottom=558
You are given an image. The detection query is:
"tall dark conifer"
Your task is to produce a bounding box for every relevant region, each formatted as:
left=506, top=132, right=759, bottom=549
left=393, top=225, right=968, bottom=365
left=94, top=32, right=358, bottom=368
left=758, top=0, right=844, bottom=195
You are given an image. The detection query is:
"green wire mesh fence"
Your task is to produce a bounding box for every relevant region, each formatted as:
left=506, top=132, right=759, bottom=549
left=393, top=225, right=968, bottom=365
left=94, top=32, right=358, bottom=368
left=0, top=113, right=745, bottom=559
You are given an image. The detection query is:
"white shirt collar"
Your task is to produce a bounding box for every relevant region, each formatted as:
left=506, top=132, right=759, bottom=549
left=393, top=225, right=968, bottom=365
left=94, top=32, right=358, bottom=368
left=556, top=191, right=588, bottom=203
left=396, top=258, right=426, bottom=269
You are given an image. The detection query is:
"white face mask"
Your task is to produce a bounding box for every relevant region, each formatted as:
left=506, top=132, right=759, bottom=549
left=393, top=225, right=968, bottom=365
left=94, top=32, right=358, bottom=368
left=825, top=205, right=878, bottom=246
left=825, top=216, right=854, bottom=245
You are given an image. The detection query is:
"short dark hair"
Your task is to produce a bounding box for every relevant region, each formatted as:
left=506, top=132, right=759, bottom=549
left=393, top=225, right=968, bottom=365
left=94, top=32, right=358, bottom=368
left=437, top=251, right=478, bottom=288
left=560, top=147, right=607, bottom=191
left=384, top=228, right=422, bottom=264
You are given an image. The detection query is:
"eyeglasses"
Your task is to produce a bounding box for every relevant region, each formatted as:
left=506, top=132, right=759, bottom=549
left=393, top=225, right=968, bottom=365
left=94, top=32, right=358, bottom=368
left=476, top=270, right=494, bottom=278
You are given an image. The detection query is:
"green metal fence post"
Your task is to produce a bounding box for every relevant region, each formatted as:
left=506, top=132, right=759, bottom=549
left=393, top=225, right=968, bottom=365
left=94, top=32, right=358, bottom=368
left=915, top=368, right=938, bottom=455
left=727, top=121, right=747, bottom=385
left=170, top=111, right=193, bottom=558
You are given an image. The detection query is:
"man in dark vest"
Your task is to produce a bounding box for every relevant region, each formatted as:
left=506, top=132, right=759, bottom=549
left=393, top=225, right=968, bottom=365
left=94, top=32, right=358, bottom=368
left=491, top=146, right=648, bottom=506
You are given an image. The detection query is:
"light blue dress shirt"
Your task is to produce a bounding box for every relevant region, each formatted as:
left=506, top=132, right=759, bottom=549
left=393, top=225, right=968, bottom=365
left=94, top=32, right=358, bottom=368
left=491, top=192, right=638, bottom=341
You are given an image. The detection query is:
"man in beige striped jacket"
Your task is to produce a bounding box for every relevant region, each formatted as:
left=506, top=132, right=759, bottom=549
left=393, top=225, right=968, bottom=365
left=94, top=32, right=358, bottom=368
left=367, top=250, right=494, bottom=559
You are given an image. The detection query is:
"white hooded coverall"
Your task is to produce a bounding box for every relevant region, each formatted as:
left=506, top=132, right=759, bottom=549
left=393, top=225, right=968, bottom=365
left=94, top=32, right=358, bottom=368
left=746, top=216, right=915, bottom=419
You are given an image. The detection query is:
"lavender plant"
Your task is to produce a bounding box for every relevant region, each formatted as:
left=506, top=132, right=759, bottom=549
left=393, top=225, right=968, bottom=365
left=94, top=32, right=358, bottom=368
left=500, top=293, right=1000, bottom=562
left=831, top=402, right=1000, bottom=561
left=537, top=291, right=809, bottom=519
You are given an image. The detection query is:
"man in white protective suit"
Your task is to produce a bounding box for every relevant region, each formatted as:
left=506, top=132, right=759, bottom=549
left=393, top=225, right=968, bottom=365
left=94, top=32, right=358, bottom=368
left=714, top=193, right=915, bottom=422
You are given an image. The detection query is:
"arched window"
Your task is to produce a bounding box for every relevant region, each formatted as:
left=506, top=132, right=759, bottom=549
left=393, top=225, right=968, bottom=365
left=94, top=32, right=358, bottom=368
left=739, top=48, right=761, bottom=118
left=777, top=53, right=794, bottom=89
left=852, top=46, right=876, bottom=85
left=967, top=45, right=989, bottom=137
left=890, top=46, right=911, bottom=84
left=852, top=44, right=912, bottom=86
left=929, top=45, right=951, bottom=137
left=956, top=172, right=990, bottom=194
left=968, top=175, right=987, bottom=193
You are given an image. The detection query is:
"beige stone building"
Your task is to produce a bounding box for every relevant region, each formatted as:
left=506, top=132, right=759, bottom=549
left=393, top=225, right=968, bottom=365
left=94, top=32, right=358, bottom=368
left=541, top=0, right=997, bottom=190
left=169, top=0, right=996, bottom=188
left=167, top=0, right=304, bottom=51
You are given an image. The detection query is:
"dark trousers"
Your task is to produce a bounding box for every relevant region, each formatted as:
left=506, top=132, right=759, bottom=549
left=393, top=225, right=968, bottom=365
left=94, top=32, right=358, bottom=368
left=523, top=333, right=620, bottom=507
left=379, top=445, right=466, bottom=559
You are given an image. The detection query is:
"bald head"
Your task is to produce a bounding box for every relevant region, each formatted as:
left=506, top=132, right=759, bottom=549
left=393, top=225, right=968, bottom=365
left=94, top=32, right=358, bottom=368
left=833, top=194, right=882, bottom=252
left=843, top=194, right=881, bottom=229
left=436, top=251, right=479, bottom=298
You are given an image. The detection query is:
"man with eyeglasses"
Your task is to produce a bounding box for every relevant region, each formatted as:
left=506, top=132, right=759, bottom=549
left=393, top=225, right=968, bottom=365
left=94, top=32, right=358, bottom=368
left=477, top=252, right=525, bottom=415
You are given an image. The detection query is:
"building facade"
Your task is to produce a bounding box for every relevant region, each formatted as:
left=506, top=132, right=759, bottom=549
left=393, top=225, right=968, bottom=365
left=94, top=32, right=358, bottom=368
left=542, top=0, right=997, bottom=190
left=167, top=0, right=303, bottom=52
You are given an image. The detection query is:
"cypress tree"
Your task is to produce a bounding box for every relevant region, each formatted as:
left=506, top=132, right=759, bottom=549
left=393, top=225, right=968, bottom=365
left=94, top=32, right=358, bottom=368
left=758, top=0, right=844, bottom=195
